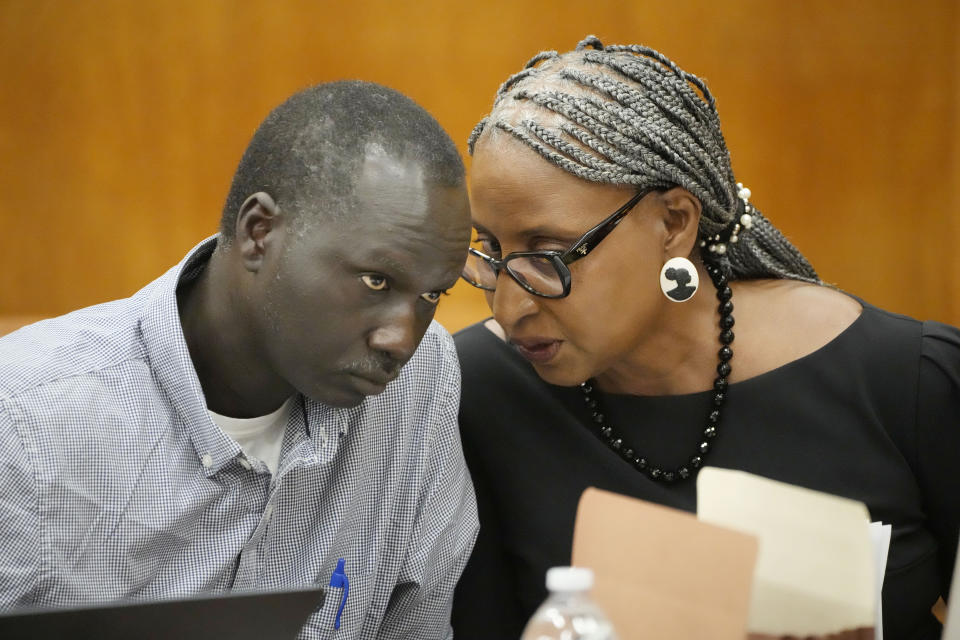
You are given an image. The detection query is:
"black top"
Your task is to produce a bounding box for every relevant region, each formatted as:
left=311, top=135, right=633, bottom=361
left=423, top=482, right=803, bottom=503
left=452, top=302, right=959, bottom=640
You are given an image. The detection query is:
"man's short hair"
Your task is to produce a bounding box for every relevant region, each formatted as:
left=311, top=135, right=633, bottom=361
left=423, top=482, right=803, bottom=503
left=220, top=81, right=465, bottom=239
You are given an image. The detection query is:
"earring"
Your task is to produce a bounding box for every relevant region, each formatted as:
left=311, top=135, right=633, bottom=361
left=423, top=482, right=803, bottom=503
left=659, top=257, right=699, bottom=302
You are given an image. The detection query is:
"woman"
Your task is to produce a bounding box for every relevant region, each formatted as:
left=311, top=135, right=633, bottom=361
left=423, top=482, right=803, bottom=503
left=451, top=36, right=958, bottom=639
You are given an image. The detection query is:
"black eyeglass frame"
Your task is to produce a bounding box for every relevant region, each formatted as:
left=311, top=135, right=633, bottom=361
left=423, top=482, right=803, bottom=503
left=462, top=189, right=650, bottom=299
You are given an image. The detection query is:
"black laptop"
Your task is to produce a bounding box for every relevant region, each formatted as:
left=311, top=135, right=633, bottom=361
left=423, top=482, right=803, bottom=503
left=0, top=586, right=325, bottom=639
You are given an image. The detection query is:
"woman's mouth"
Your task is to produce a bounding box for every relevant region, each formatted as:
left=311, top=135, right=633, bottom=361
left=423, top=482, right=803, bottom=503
left=510, top=337, right=562, bottom=364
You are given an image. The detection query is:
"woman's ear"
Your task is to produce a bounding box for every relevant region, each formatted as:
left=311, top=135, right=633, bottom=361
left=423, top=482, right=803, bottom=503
left=659, top=186, right=702, bottom=258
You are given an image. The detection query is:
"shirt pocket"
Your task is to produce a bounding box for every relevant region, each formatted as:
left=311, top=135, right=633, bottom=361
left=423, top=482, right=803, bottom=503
left=298, top=569, right=372, bottom=639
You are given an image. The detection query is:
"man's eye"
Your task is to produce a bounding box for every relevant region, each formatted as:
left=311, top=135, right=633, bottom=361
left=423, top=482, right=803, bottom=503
left=420, top=290, right=447, bottom=305
left=360, top=275, right=389, bottom=291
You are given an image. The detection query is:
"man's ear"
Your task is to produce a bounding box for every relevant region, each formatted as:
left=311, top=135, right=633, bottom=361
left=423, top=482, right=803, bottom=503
left=658, top=186, right=702, bottom=259
left=235, top=192, right=280, bottom=272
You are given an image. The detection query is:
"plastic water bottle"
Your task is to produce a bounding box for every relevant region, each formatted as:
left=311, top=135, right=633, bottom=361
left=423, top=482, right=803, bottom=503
left=520, top=566, right=617, bottom=640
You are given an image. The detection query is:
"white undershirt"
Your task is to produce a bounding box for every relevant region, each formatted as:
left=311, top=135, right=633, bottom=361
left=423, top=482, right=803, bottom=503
left=208, top=397, right=293, bottom=475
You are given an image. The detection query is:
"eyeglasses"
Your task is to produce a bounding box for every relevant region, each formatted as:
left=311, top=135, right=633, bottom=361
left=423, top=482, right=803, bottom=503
left=461, top=190, right=649, bottom=299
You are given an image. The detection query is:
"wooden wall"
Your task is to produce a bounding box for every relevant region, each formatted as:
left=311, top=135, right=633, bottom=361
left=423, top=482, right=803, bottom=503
left=1, top=0, right=957, bottom=332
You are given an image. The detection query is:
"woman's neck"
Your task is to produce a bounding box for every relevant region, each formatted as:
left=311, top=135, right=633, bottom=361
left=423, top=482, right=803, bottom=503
left=594, top=267, right=724, bottom=396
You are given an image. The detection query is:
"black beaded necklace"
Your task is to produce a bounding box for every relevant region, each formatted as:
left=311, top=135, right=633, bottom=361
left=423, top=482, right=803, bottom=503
left=578, top=263, right=734, bottom=483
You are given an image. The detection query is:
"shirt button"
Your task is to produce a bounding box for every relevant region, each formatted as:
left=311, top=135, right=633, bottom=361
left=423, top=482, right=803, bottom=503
left=201, top=454, right=213, bottom=468
left=239, top=457, right=251, bottom=470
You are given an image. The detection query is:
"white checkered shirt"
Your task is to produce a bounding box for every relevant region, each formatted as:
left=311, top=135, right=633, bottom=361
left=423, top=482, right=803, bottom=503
left=0, top=237, right=479, bottom=639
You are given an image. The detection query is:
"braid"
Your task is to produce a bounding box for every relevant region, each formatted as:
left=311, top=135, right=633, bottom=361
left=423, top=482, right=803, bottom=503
left=467, top=117, right=488, bottom=154
left=469, top=50, right=561, bottom=152
left=726, top=211, right=819, bottom=282
left=496, top=121, right=636, bottom=185
left=576, top=35, right=605, bottom=51
left=555, top=69, right=734, bottom=223
left=470, top=35, right=819, bottom=284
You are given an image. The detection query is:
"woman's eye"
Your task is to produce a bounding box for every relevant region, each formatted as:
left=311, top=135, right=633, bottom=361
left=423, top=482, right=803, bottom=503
left=531, top=237, right=569, bottom=253
left=479, top=238, right=501, bottom=257
left=420, top=290, right=446, bottom=305
left=360, top=274, right=389, bottom=291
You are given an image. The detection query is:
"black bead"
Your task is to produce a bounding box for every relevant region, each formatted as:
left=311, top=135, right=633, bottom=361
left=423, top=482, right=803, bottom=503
left=611, top=438, right=622, bottom=451
left=713, top=393, right=725, bottom=407
left=650, top=468, right=662, bottom=479
left=713, top=273, right=728, bottom=288
left=699, top=441, right=710, bottom=454
left=704, top=425, right=717, bottom=438
left=717, top=362, right=731, bottom=377
left=585, top=398, right=598, bottom=409
left=708, top=410, right=720, bottom=424
left=716, top=285, right=732, bottom=302
left=718, top=346, right=733, bottom=361
left=718, top=300, right=734, bottom=316
left=635, top=457, right=647, bottom=470
left=720, top=329, right=735, bottom=345
left=581, top=383, right=592, bottom=394
left=622, top=448, right=634, bottom=460
left=663, top=471, right=676, bottom=482
left=600, top=426, right=613, bottom=438
left=690, top=455, right=703, bottom=468
left=593, top=413, right=605, bottom=423
left=720, top=315, right=735, bottom=330
left=678, top=467, right=691, bottom=479
left=714, top=377, right=728, bottom=394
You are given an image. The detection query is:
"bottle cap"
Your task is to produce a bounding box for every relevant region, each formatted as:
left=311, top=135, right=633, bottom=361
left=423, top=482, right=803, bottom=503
left=545, top=566, right=594, bottom=592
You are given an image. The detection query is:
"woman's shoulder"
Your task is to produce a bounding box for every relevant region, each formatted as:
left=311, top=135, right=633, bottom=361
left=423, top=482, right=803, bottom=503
left=726, top=279, right=954, bottom=383
left=917, top=317, right=960, bottom=404
left=732, top=279, right=960, bottom=377
left=454, top=318, right=505, bottom=361
left=736, top=279, right=862, bottom=336
left=453, top=318, right=528, bottom=382
left=729, top=280, right=862, bottom=382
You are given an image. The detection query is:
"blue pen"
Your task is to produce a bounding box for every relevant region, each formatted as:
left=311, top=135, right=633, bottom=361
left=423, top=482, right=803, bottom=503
left=328, top=558, right=349, bottom=631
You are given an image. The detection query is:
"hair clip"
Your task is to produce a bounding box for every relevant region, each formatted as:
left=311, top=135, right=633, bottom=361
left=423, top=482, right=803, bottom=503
left=700, top=182, right=754, bottom=256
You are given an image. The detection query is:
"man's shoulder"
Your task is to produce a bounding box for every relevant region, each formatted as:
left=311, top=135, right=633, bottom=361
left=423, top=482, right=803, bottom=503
left=0, top=298, right=148, bottom=405
left=352, top=321, right=460, bottom=420
left=406, top=320, right=459, bottom=375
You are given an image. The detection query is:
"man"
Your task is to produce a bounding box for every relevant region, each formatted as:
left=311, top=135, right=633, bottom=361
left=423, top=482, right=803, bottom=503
left=0, top=81, right=477, bottom=639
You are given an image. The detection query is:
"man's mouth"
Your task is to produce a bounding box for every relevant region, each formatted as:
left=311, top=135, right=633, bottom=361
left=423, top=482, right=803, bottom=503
left=345, top=372, right=392, bottom=395
left=342, top=360, right=401, bottom=396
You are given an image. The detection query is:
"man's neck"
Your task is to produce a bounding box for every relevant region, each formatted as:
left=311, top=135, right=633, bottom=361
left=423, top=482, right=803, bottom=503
left=176, top=252, right=294, bottom=418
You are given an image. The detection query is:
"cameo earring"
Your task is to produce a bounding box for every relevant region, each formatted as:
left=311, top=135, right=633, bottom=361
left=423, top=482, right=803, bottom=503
left=659, top=257, right=699, bottom=302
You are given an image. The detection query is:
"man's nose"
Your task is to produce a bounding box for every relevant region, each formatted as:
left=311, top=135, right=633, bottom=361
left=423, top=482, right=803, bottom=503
left=368, top=304, right=422, bottom=366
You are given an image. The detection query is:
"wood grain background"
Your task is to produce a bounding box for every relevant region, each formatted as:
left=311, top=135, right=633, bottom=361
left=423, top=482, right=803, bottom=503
left=1, top=0, right=957, bottom=332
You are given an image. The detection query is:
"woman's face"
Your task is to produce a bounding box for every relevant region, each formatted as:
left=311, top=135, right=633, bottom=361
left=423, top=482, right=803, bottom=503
left=469, top=135, right=675, bottom=386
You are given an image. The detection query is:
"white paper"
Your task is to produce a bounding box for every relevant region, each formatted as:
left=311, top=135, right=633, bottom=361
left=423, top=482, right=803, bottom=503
left=697, top=467, right=875, bottom=636
left=869, top=521, right=891, bottom=640
left=943, top=536, right=960, bottom=639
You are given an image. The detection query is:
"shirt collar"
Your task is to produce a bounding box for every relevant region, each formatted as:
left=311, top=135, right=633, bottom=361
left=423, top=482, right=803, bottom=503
left=138, top=235, right=240, bottom=476
left=139, top=235, right=357, bottom=475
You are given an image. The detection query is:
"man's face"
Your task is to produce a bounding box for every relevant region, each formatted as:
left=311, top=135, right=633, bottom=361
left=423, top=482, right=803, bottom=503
left=251, top=148, right=471, bottom=407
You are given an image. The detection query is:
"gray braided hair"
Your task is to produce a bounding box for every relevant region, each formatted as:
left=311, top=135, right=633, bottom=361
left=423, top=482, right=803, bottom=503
left=469, top=36, right=818, bottom=284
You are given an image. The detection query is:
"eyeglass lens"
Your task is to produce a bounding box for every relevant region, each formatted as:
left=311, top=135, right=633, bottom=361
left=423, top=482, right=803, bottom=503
left=463, top=248, right=565, bottom=297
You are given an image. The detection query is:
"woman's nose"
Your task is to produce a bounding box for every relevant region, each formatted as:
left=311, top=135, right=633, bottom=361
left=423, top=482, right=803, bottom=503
left=489, top=271, right=539, bottom=332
